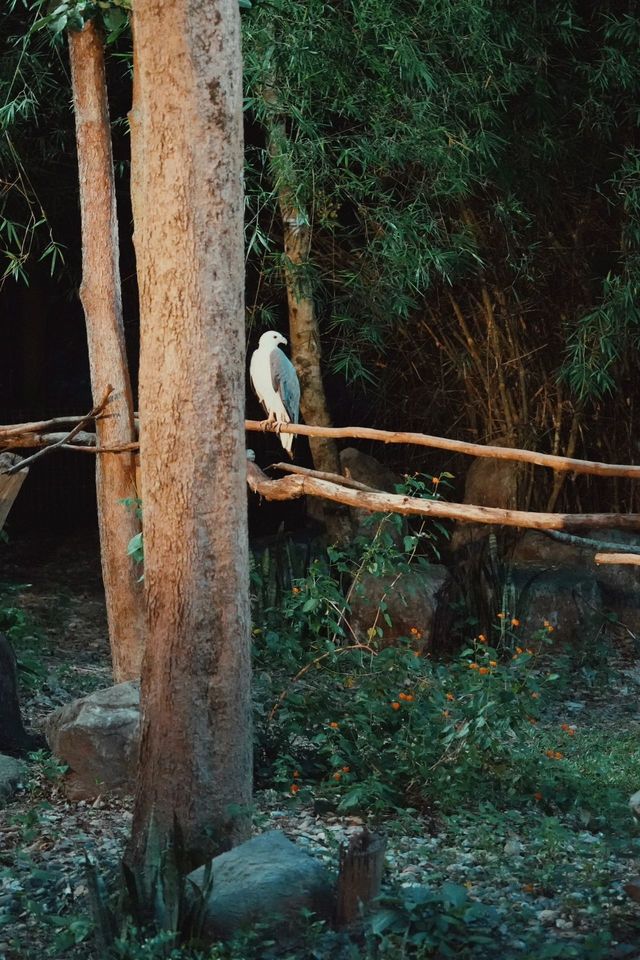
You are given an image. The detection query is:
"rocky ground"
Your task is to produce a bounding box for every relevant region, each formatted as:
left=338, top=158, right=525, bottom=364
left=1, top=534, right=640, bottom=959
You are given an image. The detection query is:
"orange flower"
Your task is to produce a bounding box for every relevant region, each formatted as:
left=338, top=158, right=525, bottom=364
left=468, top=662, right=479, bottom=670
left=516, top=647, right=524, bottom=655
left=293, top=770, right=300, bottom=779
left=489, top=660, right=497, bottom=667
left=511, top=618, right=520, bottom=628
left=523, top=882, right=535, bottom=892
left=342, top=766, right=350, bottom=773
left=432, top=476, right=441, bottom=486
left=561, top=723, right=576, bottom=737
left=292, top=586, right=301, bottom=595
left=446, top=692, right=455, bottom=701
left=391, top=701, right=401, bottom=711
left=479, top=666, right=490, bottom=675
left=442, top=710, right=450, bottom=718
left=291, top=784, right=300, bottom=794
left=329, top=721, right=340, bottom=729
left=410, top=626, right=420, bottom=636
left=534, top=792, right=543, bottom=802
left=497, top=612, right=506, bottom=619
left=531, top=692, right=540, bottom=700
left=545, top=750, right=564, bottom=760
left=477, top=634, right=488, bottom=644
left=543, top=619, right=554, bottom=633
left=332, top=772, right=342, bottom=781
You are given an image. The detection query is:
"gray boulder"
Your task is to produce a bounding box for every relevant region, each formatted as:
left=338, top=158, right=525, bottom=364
left=45, top=681, right=140, bottom=800
left=0, top=754, right=27, bottom=806
left=349, top=565, right=450, bottom=650
left=186, top=831, right=333, bottom=938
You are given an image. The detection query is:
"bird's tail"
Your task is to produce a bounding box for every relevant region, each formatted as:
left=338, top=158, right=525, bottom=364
left=280, top=428, right=294, bottom=459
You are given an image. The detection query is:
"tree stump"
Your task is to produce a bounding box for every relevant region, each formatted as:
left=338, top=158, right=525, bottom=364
left=0, top=632, right=45, bottom=757
left=0, top=453, right=28, bottom=533
left=335, top=828, right=386, bottom=927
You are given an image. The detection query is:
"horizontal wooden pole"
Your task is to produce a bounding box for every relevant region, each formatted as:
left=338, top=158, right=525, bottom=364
left=594, top=552, right=640, bottom=566
left=246, top=420, right=640, bottom=479
left=3, top=415, right=640, bottom=481
left=247, top=461, right=640, bottom=532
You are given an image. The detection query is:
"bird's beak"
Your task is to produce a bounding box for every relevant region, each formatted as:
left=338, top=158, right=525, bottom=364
left=281, top=337, right=288, bottom=346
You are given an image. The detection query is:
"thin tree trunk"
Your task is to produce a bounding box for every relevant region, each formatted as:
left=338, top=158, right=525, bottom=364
left=266, top=108, right=351, bottom=541
left=68, top=21, right=144, bottom=682
left=126, top=0, right=251, bottom=888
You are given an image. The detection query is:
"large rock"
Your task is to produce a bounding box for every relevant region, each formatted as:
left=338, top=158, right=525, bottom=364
left=513, top=529, right=640, bottom=642
left=0, top=754, right=27, bottom=806
left=187, top=831, right=333, bottom=938
left=512, top=569, right=604, bottom=648
left=45, top=682, right=140, bottom=800
left=451, top=455, right=521, bottom=550
left=349, top=565, right=450, bottom=649
left=339, top=447, right=405, bottom=542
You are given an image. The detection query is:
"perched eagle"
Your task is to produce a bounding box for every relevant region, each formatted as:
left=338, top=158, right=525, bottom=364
left=249, top=330, right=301, bottom=458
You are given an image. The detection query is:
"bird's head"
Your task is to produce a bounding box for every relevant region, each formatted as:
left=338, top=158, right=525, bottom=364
left=259, top=330, right=287, bottom=350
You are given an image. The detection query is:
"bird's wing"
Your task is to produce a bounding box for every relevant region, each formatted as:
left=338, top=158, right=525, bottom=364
left=271, top=348, right=300, bottom=423
left=249, top=349, right=271, bottom=415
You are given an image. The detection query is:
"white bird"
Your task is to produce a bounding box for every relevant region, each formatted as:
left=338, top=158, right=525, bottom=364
left=249, top=330, right=301, bottom=458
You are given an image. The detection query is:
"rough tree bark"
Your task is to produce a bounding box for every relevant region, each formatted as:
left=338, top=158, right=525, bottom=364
left=68, top=21, right=145, bottom=682
left=266, top=107, right=351, bottom=542
left=126, top=0, right=251, bottom=883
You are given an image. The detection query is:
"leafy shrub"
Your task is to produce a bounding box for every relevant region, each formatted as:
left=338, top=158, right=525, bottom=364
left=252, top=513, right=559, bottom=814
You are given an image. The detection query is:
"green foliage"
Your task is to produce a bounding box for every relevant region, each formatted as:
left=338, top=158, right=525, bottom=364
left=369, top=882, right=500, bottom=958
left=252, top=513, right=561, bottom=815
left=0, top=581, right=46, bottom=687
left=243, top=0, right=640, bottom=406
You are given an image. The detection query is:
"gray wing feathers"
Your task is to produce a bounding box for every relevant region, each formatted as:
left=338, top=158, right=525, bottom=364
left=270, top=349, right=300, bottom=423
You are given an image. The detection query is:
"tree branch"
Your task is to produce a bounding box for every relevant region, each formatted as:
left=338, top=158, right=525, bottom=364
left=247, top=419, right=640, bottom=479
left=0, top=387, right=113, bottom=476
left=246, top=461, right=640, bottom=531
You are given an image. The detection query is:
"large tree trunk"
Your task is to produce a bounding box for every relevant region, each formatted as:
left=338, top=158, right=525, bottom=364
left=68, top=21, right=145, bottom=682
left=126, top=0, right=251, bottom=887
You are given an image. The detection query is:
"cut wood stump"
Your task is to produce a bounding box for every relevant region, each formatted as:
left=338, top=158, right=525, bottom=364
left=0, top=453, right=28, bottom=532
left=335, top=828, right=386, bottom=927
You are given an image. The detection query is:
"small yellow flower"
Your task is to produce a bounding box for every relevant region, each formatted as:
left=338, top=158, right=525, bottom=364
left=468, top=662, right=479, bottom=670
left=292, top=586, right=301, bottom=595
left=511, top=618, right=520, bottom=628
left=432, top=476, right=441, bottom=486
left=497, top=612, right=506, bottom=619
left=489, top=660, right=497, bottom=667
